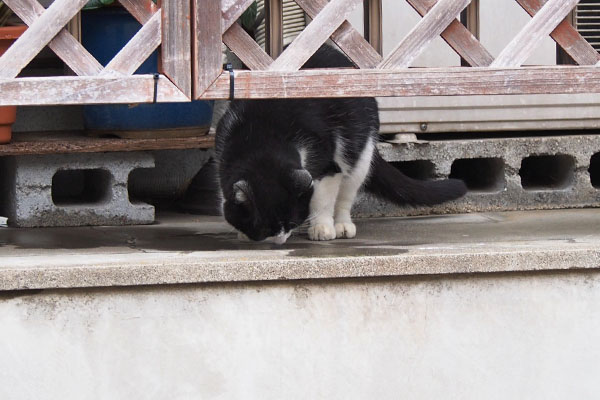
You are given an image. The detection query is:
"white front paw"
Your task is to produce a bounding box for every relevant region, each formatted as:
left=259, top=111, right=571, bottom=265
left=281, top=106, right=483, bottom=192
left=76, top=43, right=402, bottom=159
left=335, top=222, right=356, bottom=239
left=308, top=223, right=336, bottom=241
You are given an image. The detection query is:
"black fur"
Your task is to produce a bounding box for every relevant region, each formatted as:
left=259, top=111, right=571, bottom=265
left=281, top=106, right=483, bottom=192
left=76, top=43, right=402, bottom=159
left=215, top=45, right=466, bottom=241
left=366, top=152, right=467, bottom=206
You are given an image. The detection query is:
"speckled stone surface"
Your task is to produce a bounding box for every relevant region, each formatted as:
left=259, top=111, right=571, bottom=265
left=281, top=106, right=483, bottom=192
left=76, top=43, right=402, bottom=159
left=1, top=209, right=599, bottom=291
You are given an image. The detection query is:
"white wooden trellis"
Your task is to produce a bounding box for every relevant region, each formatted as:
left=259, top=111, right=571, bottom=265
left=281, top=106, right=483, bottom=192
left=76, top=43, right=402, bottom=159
left=0, top=0, right=598, bottom=105
left=194, top=0, right=600, bottom=100
left=0, top=0, right=192, bottom=105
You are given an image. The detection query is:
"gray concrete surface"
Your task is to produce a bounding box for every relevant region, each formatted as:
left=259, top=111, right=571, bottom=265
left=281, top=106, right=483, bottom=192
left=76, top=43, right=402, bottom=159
left=354, top=134, right=600, bottom=217
left=1, top=208, right=599, bottom=291
left=2, top=271, right=600, bottom=399
left=0, top=152, right=154, bottom=227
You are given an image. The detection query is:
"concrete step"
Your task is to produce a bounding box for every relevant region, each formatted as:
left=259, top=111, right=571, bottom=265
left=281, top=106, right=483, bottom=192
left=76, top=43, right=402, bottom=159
left=1, top=209, right=600, bottom=399
left=1, top=209, right=599, bottom=290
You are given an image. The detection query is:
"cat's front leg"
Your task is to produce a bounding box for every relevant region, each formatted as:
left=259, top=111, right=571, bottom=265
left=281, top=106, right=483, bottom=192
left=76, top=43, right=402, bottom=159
left=334, top=176, right=359, bottom=239
left=307, top=174, right=342, bottom=241
left=333, top=141, right=374, bottom=239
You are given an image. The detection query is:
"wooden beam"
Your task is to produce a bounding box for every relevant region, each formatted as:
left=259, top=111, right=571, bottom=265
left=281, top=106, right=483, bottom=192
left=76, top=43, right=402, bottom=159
left=268, top=0, right=362, bottom=71
left=406, top=0, right=493, bottom=67
left=0, top=0, right=89, bottom=79
left=222, top=0, right=256, bottom=32
left=516, top=0, right=600, bottom=66
left=198, top=66, right=600, bottom=99
left=0, top=75, right=189, bottom=106
left=193, top=0, right=222, bottom=98
left=295, top=0, right=381, bottom=68
left=223, top=23, right=274, bottom=70
left=4, top=0, right=103, bottom=76
left=0, top=132, right=215, bottom=156
left=161, top=0, right=192, bottom=97
left=101, top=10, right=162, bottom=76
left=492, top=0, right=579, bottom=67
left=379, top=0, right=471, bottom=69
left=118, top=0, right=159, bottom=25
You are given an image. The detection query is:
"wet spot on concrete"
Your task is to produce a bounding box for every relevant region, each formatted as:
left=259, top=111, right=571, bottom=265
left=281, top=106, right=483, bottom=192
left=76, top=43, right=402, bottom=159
left=147, top=233, right=409, bottom=257
left=0, top=226, right=412, bottom=255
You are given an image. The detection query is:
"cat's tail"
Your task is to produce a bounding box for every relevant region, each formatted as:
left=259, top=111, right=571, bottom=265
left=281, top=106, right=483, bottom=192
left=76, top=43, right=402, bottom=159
left=365, top=151, right=467, bottom=206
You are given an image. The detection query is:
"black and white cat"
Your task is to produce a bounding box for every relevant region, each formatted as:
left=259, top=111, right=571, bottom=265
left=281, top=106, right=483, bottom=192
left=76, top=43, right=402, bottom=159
left=215, top=45, right=466, bottom=244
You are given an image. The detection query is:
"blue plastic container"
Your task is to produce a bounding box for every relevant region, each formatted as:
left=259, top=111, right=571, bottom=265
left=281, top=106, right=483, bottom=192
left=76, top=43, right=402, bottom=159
left=81, top=7, right=213, bottom=133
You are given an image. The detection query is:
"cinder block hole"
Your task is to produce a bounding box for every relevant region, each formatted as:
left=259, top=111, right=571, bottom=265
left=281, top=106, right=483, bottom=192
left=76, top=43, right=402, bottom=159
left=519, top=155, right=575, bottom=190
left=52, top=169, right=111, bottom=206
left=589, top=153, right=600, bottom=188
left=391, top=160, right=435, bottom=180
left=127, top=168, right=155, bottom=204
left=449, top=158, right=505, bottom=192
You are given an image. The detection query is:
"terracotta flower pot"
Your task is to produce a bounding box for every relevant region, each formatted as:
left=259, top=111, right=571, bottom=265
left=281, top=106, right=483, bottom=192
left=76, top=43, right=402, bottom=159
left=0, top=25, right=27, bottom=144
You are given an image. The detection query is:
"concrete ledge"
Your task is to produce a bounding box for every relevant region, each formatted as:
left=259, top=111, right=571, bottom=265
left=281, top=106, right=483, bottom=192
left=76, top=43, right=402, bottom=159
left=1, top=209, right=600, bottom=291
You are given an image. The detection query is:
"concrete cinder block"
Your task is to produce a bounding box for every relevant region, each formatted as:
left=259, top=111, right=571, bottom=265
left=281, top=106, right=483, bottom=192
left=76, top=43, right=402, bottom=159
left=0, top=152, right=155, bottom=227
left=354, top=134, right=600, bottom=217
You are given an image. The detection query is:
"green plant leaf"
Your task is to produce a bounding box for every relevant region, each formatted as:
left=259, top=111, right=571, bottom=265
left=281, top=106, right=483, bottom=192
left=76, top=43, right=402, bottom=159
left=0, top=1, right=13, bottom=27
left=83, top=0, right=115, bottom=10
left=240, top=2, right=258, bottom=31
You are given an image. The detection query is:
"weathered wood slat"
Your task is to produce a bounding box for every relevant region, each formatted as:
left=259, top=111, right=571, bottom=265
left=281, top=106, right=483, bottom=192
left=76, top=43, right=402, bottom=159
left=516, top=0, right=600, bottom=66
left=198, top=66, right=600, bottom=99
left=161, top=0, right=192, bottom=97
left=223, top=23, right=273, bottom=70
left=0, top=75, right=189, bottom=105
left=101, top=10, right=162, bottom=76
left=222, top=0, right=255, bottom=32
left=406, top=0, right=493, bottom=67
left=268, top=0, right=362, bottom=71
left=330, top=21, right=382, bottom=68
left=0, top=132, right=215, bottom=155
left=492, top=0, right=579, bottom=67
left=294, top=0, right=381, bottom=68
left=0, top=0, right=89, bottom=79
left=379, top=0, right=471, bottom=69
left=118, top=0, right=159, bottom=25
left=4, top=0, right=103, bottom=76
left=193, top=0, right=222, bottom=98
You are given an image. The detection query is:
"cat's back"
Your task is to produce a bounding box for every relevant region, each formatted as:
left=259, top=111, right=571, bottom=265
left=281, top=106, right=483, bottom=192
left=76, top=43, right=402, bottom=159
left=216, top=45, right=379, bottom=161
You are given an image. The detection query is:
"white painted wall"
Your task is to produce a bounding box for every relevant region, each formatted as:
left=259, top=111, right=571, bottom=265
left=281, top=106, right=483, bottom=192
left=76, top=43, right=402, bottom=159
left=2, top=272, right=600, bottom=399
left=347, top=4, right=460, bottom=67
left=480, top=1, right=556, bottom=65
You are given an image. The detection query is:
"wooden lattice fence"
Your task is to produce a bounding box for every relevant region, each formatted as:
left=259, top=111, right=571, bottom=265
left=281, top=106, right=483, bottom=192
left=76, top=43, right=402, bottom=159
left=0, top=0, right=191, bottom=105
left=0, top=0, right=598, bottom=105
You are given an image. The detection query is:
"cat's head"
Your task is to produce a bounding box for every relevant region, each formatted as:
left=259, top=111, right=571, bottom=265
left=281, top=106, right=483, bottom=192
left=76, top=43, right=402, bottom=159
left=222, top=168, right=313, bottom=244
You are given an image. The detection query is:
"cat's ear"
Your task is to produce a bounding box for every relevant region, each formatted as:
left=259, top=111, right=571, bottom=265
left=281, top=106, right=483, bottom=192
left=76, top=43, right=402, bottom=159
left=291, top=169, right=313, bottom=194
left=232, top=180, right=250, bottom=203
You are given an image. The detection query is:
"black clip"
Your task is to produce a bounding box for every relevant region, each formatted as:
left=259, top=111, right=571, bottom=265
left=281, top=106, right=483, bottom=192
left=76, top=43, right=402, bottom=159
left=224, top=63, right=235, bottom=100
left=153, top=73, right=160, bottom=103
